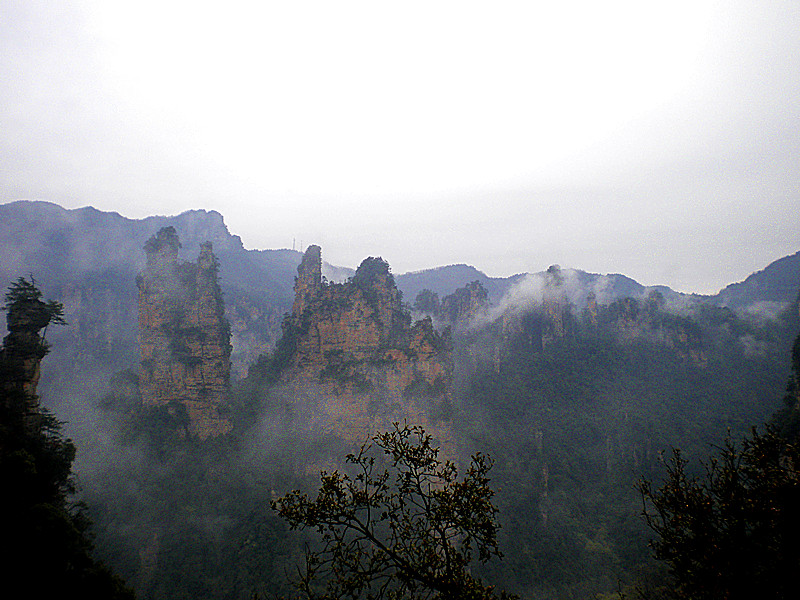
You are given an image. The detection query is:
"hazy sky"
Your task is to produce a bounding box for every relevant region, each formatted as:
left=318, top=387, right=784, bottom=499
left=2, top=0, right=798, bottom=293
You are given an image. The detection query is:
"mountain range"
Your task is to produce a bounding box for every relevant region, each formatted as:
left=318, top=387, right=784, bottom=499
left=1, top=199, right=797, bottom=404
left=3, top=199, right=799, bottom=599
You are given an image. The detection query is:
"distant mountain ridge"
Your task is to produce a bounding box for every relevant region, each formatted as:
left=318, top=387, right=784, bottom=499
left=0, top=200, right=295, bottom=295
left=715, top=250, right=800, bottom=311
left=0, top=200, right=797, bottom=404
left=396, top=264, right=681, bottom=308
left=396, top=256, right=800, bottom=312
left=395, top=264, right=519, bottom=302
left=4, top=200, right=795, bottom=310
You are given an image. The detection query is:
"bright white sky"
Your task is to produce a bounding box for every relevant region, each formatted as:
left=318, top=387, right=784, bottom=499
left=2, top=0, right=799, bottom=293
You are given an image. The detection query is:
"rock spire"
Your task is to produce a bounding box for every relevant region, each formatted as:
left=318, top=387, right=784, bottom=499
left=137, top=227, right=232, bottom=439
left=277, top=246, right=455, bottom=454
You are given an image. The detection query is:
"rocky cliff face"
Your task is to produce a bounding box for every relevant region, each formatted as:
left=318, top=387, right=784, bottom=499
left=1, top=288, right=49, bottom=408
left=137, top=227, right=232, bottom=439
left=277, top=246, right=454, bottom=454
left=440, top=281, right=489, bottom=328
left=607, top=294, right=707, bottom=366
left=0, top=279, right=66, bottom=433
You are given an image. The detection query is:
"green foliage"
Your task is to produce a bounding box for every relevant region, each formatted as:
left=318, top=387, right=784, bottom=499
left=84, top=422, right=299, bottom=600
left=639, top=427, right=800, bottom=600
left=317, top=351, right=373, bottom=392
left=273, top=423, right=516, bottom=600
left=772, top=328, right=800, bottom=442
left=3, top=276, right=65, bottom=324
left=144, top=225, right=181, bottom=253
left=2, top=276, right=65, bottom=357
left=414, top=289, right=440, bottom=315
left=440, top=281, right=488, bottom=323
left=352, top=256, right=395, bottom=290
left=453, top=298, right=796, bottom=598
left=352, top=256, right=401, bottom=305
left=42, top=275, right=800, bottom=600
left=245, top=317, right=301, bottom=390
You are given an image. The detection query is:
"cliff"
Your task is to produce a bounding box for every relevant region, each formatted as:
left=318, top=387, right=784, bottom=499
left=276, top=246, right=454, bottom=454
left=440, top=280, right=489, bottom=327
left=137, top=227, right=232, bottom=439
left=0, top=279, right=59, bottom=416
left=480, top=272, right=707, bottom=372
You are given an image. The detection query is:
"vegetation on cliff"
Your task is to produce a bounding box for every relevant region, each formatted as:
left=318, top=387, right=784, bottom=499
left=250, top=247, right=455, bottom=448
left=5, top=204, right=800, bottom=599
left=444, top=280, right=797, bottom=598
left=630, top=313, right=800, bottom=599
left=352, top=256, right=396, bottom=294
left=0, top=278, right=133, bottom=599
left=137, top=227, right=233, bottom=439
left=85, top=266, right=798, bottom=600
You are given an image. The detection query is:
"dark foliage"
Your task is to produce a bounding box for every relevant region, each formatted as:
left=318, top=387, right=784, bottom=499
left=0, top=278, right=134, bottom=599
left=639, top=427, right=800, bottom=600
left=144, top=225, right=181, bottom=253
left=772, top=317, right=800, bottom=442
left=273, top=424, right=516, bottom=600
left=76, top=276, right=800, bottom=600
left=454, top=295, right=795, bottom=598
left=352, top=257, right=399, bottom=305
left=414, top=289, right=440, bottom=315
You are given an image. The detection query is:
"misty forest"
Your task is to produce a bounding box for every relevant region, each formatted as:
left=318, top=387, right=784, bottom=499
left=2, top=200, right=800, bottom=600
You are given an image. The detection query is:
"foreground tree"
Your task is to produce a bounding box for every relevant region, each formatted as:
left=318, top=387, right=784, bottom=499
left=273, top=424, right=516, bottom=600
left=0, top=277, right=133, bottom=599
left=638, top=427, right=800, bottom=600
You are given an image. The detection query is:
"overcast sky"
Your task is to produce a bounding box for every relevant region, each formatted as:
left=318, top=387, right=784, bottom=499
left=2, top=0, right=798, bottom=293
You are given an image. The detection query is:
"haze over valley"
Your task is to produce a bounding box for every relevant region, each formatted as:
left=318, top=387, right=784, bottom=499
left=1, top=199, right=799, bottom=598
left=3, top=1, right=800, bottom=597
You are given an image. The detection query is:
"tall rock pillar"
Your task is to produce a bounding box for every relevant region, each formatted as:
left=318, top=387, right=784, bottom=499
left=137, top=227, right=232, bottom=440
left=292, top=244, right=322, bottom=319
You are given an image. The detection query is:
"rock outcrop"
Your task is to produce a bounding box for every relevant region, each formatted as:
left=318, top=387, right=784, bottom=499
left=440, top=281, right=489, bottom=328
left=0, top=279, right=58, bottom=417
left=277, top=246, right=454, bottom=454
left=137, top=227, right=232, bottom=439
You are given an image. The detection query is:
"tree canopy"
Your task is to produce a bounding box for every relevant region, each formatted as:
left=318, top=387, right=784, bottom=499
left=2, top=276, right=65, bottom=354
left=273, top=424, right=515, bottom=600
left=639, top=427, right=800, bottom=600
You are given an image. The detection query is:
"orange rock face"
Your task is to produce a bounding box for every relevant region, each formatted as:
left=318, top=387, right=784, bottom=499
left=137, top=227, right=232, bottom=439
left=279, top=246, right=455, bottom=456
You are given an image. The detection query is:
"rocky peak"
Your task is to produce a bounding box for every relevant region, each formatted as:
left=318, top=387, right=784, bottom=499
left=351, top=256, right=405, bottom=337
left=275, top=246, right=454, bottom=455
left=198, top=242, right=215, bottom=269
left=545, top=264, right=564, bottom=287
left=585, top=292, right=599, bottom=325
left=440, top=281, right=489, bottom=326
left=137, top=228, right=232, bottom=440
left=0, top=279, right=64, bottom=423
left=292, top=244, right=322, bottom=319
left=143, top=226, right=181, bottom=272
